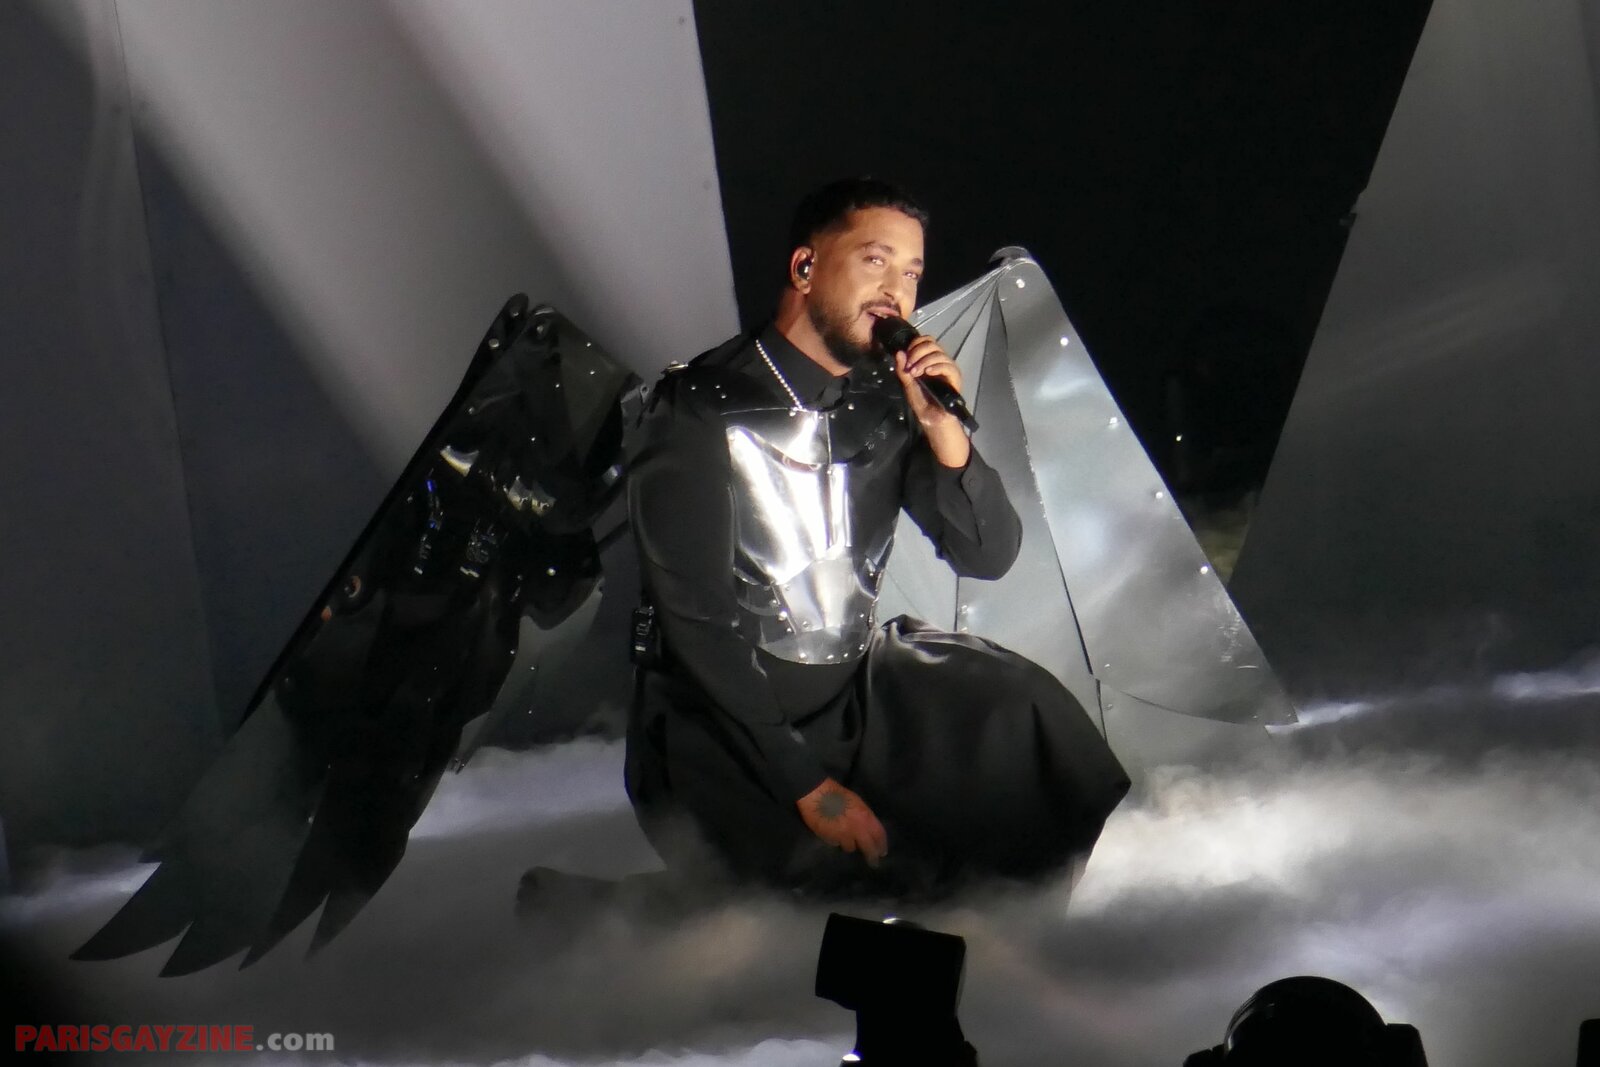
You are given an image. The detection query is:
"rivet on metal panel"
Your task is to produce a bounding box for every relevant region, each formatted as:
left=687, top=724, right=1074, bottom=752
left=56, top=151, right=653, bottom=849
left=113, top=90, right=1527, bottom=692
left=1108, top=416, right=1119, bottom=428
left=1154, top=490, right=1166, bottom=500
left=488, top=338, right=500, bottom=349
left=1014, top=278, right=1026, bottom=289
left=1200, top=565, right=1212, bottom=575
left=1059, top=336, right=1070, bottom=346
left=546, top=567, right=557, bottom=576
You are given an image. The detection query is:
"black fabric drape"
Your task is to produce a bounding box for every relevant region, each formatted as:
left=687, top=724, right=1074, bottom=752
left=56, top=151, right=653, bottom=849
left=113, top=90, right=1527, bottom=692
left=627, top=616, right=1129, bottom=897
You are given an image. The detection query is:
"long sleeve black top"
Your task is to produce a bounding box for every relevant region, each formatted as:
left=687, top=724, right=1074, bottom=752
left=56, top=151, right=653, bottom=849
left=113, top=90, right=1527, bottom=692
left=628, top=323, right=1023, bottom=803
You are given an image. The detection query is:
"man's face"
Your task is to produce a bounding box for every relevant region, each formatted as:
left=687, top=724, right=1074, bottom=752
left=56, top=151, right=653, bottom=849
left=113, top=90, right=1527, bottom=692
left=802, top=206, right=925, bottom=367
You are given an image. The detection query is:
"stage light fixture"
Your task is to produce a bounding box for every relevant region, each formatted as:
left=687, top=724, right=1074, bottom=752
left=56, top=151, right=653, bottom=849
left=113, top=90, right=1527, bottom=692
left=815, top=913, right=978, bottom=1067
left=1578, top=1019, right=1600, bottom=1066
left=1183, top=975, right=1428, bottom=1066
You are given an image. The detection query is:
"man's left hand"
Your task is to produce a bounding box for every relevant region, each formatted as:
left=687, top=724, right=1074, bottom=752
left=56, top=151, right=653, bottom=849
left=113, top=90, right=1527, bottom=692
left=892, top=335, right=970, bottom=468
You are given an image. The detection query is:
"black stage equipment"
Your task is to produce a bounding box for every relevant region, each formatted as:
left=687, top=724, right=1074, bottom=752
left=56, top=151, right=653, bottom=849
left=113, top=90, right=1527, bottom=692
left=1183, top=976, right=1428, bottom=1066
left=815, top=913, right=979, bottom=1067
left=1578, top=1019, right=1600, bottom=1066
left=871, top=315, right=979, bottom=432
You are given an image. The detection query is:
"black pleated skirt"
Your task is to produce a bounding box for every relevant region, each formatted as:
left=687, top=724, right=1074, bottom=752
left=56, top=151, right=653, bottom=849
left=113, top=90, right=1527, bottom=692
left=626, top=616, right=1130, bottom=898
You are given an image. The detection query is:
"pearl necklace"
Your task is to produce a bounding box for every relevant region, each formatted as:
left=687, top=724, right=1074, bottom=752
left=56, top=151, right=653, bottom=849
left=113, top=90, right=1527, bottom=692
left=754, top=338, right=806, bottom=411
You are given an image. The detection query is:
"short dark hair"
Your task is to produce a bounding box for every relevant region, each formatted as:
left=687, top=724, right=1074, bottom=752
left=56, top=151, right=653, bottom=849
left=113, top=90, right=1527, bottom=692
left=787, top=177, right=930, bottom=253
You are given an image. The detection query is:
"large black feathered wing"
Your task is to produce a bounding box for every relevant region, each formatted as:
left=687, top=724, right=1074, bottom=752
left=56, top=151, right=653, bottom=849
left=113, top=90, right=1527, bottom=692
left=72, top=298, right=639, bottom=974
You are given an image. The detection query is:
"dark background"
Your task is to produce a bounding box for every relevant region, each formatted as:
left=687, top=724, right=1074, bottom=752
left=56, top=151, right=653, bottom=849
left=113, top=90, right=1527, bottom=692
left=694, top=0, right=1432, bottom=501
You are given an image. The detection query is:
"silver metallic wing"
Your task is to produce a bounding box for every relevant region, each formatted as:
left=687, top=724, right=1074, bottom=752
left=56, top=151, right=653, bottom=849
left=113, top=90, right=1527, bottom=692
left=877, top=249, right=1296, bottom=773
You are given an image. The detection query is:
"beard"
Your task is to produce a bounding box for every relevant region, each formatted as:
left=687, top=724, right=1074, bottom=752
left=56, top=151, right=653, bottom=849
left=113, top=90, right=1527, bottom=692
left=806, top=294, right=877, bottom=368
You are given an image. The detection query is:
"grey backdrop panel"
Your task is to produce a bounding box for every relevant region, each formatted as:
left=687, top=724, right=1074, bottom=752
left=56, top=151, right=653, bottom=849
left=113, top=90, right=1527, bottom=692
left=115, top=0, right=737, bottom=721
left=5, top=0, right=735, bottom=849
left=1232, top=0, right=1600, bottom=691
left=0, top=0, right=219, bottom=848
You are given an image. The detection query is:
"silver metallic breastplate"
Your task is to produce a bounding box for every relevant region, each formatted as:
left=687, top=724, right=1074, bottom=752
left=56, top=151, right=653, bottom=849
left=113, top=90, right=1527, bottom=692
left=725, top=406, right=898, bottom=665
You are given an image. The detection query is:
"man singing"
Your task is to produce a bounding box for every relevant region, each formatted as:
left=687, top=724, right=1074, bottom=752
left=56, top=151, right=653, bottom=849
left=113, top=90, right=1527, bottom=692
left=625, top=178, right=1128, bottom=897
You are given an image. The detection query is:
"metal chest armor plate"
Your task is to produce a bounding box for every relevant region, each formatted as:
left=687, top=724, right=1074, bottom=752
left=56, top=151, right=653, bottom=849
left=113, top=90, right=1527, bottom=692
left=720, top=389, right=910, bottom=666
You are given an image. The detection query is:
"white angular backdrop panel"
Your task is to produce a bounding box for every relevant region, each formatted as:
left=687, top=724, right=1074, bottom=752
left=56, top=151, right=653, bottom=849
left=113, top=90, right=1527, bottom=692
left=1, top=0, right=736, bottom=849
left=1233, top=0, right=1600, bottom=688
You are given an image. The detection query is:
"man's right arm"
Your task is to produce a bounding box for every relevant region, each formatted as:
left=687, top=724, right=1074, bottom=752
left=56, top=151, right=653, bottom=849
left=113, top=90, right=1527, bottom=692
left=627, top=375, right=830, bottom=804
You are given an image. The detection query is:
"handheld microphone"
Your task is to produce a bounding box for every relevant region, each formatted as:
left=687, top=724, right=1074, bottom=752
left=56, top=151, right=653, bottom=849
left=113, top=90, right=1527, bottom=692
left=871, top=315, right=980, bottom=432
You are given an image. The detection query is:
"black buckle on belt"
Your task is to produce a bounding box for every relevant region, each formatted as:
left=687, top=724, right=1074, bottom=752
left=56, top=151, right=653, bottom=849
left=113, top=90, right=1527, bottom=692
left=630, top=602, right=660, bottom=666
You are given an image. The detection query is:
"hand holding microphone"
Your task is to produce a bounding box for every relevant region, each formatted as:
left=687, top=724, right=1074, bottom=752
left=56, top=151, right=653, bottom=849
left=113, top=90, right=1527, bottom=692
left=870, top=315, right=980, bottom=433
